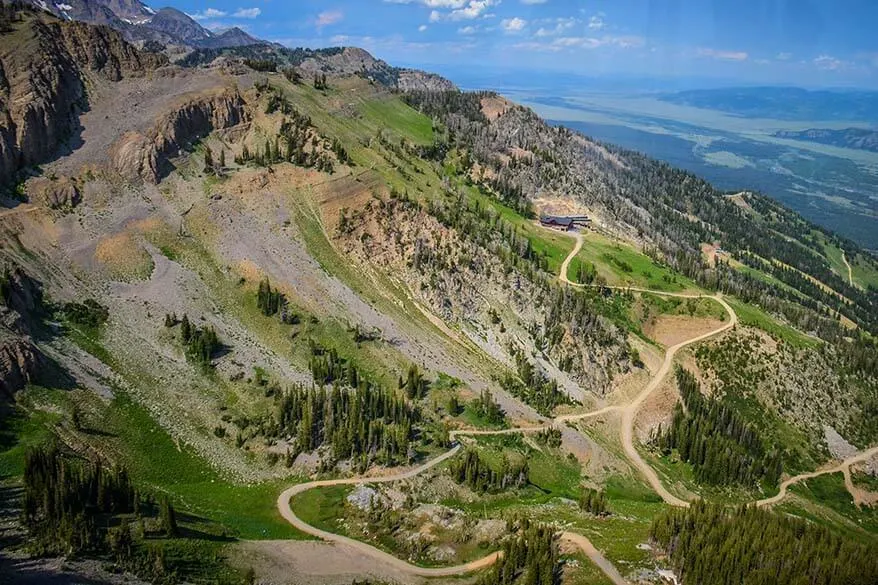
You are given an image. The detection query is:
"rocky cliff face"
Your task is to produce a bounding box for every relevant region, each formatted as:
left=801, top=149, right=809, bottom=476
left=111, top=89, right=248, bottom=183
left=0, top=266, right=45, bottom=399
left=296, top=47, right=458, bottom=92
left=0, top=11, right=166, bottom=183
left=396, top=69, right=457, bottom=92
left=0, top=334, right=41, bottom=399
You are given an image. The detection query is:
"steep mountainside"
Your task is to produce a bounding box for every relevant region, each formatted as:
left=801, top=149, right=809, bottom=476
left=0, top=7, right=877, bottom=585
left=22, top=0, right=262, bottom=49
left=144, top=6, right=210, bottom=43
left=0, top=8, right=166, bottom=183
left=178, top=45, right=458, bottom=92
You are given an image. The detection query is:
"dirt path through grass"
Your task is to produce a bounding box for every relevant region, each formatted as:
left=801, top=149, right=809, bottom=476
left=842, top=250, right=854, bottom=286
left=275, top=231, right=874, bottom=583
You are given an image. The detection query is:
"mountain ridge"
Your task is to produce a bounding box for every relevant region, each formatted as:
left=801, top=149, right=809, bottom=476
left=0, top=5, right=876, bottom=584
left=775, top=127, right=878, bottom=152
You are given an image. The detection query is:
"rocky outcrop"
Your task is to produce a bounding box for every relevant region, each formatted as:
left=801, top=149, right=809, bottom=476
left=111, top=89, right=248, bottom=183
left=0, top=10, right=166, bottom=183
left=296, top=47, right=457, bottom=92
left=0, top=334, right=41, bottom=399
left=396, top=69, right=457, bottom=92
left=1, top=265, right=44, bottom=335
left=0, top=266, right=44, bottom=399
left=27, top=177, right=81, bottom=209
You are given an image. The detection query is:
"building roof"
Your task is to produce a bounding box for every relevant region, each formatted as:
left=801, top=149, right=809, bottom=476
left=540, top=216, right=574, bottom=227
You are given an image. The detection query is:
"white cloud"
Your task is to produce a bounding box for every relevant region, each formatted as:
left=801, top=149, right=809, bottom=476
left=534, top=17, right=576, bottom=37
left=519, top=34, right=645, bottom=51
left=316, top=10, right=344, bottom=29
left=418, top=24, right=428, bottom=32
left=776, top=52, right=793, bottom=60
left=232, top=8, right=261, bottom=19
left=421, top=0, right=499, bottom=21
left=458, top=25, right=478, bottom=34
left=696, top=47, right=748, bottom=61
left=501, top=17, right=527, bottom=33
left=813, top=55, right=844, bottom=70
left=520, top=0, right=548, bottom=4
left=588, top=15, right=605, bottom=30
left=189, top=8, right=227, bottom=20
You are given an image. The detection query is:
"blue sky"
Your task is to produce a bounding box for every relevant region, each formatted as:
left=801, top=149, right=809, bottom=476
left=165, top=1, right=878, bottom=88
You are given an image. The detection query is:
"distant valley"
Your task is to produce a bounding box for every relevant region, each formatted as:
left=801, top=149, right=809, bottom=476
left=507, top=89, right=878, bottom=249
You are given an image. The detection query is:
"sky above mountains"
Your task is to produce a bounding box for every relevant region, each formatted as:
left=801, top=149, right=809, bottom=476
left=164, top=0, right=878, bottom=88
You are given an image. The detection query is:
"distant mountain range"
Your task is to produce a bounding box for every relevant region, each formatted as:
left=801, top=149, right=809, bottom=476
left=24, top=0, right=262, bottom=49
left=660, top=86, right=878, bottom=123
left=774, top=127, right=878, bottom=152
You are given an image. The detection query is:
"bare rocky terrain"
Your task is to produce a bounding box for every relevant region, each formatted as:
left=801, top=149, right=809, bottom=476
left=0, top=5, right=876, bottom=585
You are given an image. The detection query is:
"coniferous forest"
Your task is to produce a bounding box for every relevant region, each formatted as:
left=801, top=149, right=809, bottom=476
left=650, top=500, right=878, bottom=585
left=23, top=446, right=136, bottom=555
left=478, top=520, right=558, bottom=585
left=449, top=449, right=529, bottom=493
left=652, top=368, right=783, bottom=488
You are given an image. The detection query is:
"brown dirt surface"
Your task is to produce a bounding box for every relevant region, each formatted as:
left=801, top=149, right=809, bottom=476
left=726, top=192, right=755, bottom=213
left=531, top=195, right=590, bottom=218
left=634, top=373, right=678, bottom=443
left=701, top=243, right=717, bottom=267
left=480, top=95, right=512, bottom=120
left=94, top=230, right=154, bottom=281
left=233, top=540, right=457, bottom=585
left=644, top=315, right=725, bottom=348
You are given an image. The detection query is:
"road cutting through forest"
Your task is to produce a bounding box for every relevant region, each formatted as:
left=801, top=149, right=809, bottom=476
left=277, top=229, right=875, bottom=584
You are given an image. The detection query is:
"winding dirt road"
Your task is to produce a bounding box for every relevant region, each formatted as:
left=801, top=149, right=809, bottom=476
left=276, top=229, right=874, bottom=583
left=756, top=446, right=878, bottom=507
left=841, top=250, right=854, bottom=287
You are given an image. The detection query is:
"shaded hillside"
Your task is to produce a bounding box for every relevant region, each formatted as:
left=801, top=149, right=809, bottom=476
left=22, top=0, right=262, bottom=49
left=775, top=127, right=878, bottom=152
left=0, top=6, right=166, bottom=183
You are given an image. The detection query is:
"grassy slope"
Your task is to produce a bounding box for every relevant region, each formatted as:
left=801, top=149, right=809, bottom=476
left=575, top=231, right=699, bottom=292
left=725, top=298, right=821, bottom=349
left=785, top=473, right=878, bottom=538
left=6, top=71, right=875, bottom=582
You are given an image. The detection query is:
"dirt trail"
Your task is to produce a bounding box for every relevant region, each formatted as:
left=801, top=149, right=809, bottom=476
left=841, top=250, right=854, bottom=287
left=277, top=256, right=736, bottom=582
left=277, top=446, right=503, bottom=578
left=275, top=229, right=874, bottom=583
left=756, top=446, right=878, bottom=507
left=561, top=532, right=628, bottom=585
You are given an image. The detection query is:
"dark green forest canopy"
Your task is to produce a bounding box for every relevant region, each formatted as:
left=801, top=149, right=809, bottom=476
left=402, top=91, right=878, bottom=342
left=652, top=368, right=783, bottom=488
left=650, top=500, right=878, bottom=585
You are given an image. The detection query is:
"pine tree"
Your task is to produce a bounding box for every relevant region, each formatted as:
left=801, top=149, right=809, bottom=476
left=180, top=314, right=191, bottom=343
left=203, top=145, right=214, bottom=174
left=159, top=497, right=178, bottom=537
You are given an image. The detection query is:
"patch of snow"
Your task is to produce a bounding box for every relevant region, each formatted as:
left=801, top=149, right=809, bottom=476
left=636, top=543, right=653, bottom=551
left=55, top=3, right=73, bottom=10
left=144, top=5, right=156, bottom=15
left=658, top=569, right=680, bottom=585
